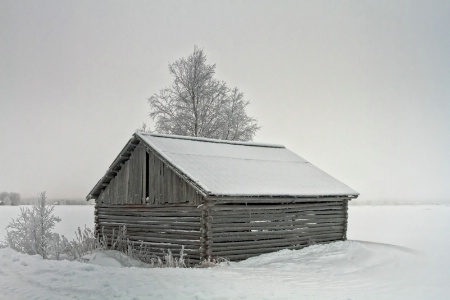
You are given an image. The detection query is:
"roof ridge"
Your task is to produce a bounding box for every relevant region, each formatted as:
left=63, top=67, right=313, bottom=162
left=163, top=150, right=309, bottom=163
left=136, top=132, right=285, bottom=149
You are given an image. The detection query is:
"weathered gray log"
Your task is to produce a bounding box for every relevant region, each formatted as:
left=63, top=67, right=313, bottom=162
left=212, top=237, right=342, bottom=256
left=98, top=204, right=199, bottom=209
left=99, top=224, right=200, bottom=233
left=212, top=236, right=343, bottom=249
left=97, top=214, right=201, bottom=222
left=101, top=229, right=200, bottom=239
left=209, top=202, right=345, bottom=211
left=98, top=223, right=201, bottom=232
left=99, top=232, right=201, bottom=246
left=96, top=210, right=201, bottom=217
left=120, top=240, right=200, bottom=251
left=210, top=209, right=345, bottom=219
left=212, top=230, right=344, bottom=244
left=212, top=224, right=344, bottom=236
left=211, top=238, right=340, bottom=259
left=212, top=244, right=323, bottom=257
left=100, top=230, right=201, bottom=240
left=210, top=217, right=345, bottom=228
left=212, top=214, right=346, bottom=223
left=210, top=214, right=345, bottom=224
left=211, top=229, right=344, bottom=243
left=211, top=206, right=345, bottom=214
left=211, top=222, right=344, bottom=234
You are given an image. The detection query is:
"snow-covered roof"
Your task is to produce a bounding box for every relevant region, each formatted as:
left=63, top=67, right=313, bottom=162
left=134, top=132, right=358, bottom=198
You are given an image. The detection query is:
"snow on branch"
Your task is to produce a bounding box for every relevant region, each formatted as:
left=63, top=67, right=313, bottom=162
left=148, top=46, right=260, bottom=141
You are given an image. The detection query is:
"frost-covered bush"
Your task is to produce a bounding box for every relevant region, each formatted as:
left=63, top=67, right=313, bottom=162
left=5, top=191, right=61, bottom=259
left=56, top=226, right=100, bottom=260
left=3, top=193, right=219, bottom=268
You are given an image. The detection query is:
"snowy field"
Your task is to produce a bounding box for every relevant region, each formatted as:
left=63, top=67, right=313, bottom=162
left=0, top=204, right=449, bottom=299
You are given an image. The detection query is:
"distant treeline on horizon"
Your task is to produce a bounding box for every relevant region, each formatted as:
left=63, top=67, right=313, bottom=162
left=20, top=197, right=93, bottom=205
left=1, top=191, right=93, bottom=206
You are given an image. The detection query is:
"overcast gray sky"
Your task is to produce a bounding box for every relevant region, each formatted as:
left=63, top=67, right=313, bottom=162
left=1, top=0, right=449, bottom=203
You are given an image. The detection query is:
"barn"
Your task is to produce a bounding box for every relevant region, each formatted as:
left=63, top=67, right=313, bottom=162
left=87, top=132, right=359, bottom=264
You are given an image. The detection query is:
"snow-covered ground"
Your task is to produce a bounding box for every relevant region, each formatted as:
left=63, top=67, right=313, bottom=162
left=0, top=204, right=449, bottom=299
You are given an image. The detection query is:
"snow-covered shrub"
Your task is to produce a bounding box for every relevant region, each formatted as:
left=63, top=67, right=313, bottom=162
left=57, top=226, right=101, bottom=260
left=49, top=232, right=65, bottom=260
left=5, top=191, right=61, bottom=259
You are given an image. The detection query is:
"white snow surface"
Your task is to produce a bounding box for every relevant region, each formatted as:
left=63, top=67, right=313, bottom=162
left=137, top=133, right=358, bottom=197
left=1, top=204, right=449, bottom=299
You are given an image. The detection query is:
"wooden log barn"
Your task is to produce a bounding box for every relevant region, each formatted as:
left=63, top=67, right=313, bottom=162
left=87, top=132, right=359, bottom=263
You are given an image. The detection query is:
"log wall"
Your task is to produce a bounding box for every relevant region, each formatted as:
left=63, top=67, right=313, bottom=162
left=206, top=199, right=349, bottom=261
left=94, top=199, right=349, bottom=264
left=96, top=204, right=203, bottom=264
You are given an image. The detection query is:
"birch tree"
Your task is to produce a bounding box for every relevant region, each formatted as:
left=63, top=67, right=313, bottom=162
left=148, top=47, right=260, bottom=141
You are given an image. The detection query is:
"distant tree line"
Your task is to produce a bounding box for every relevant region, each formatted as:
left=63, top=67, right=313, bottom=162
left=0, top=192, right=93, bottom=206
left=0, top=192, right=21, bottom=206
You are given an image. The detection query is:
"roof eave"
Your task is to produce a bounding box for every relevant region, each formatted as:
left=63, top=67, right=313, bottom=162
left=206, top=193, right=359, bottom=199
left=205, top=193, right=359, bottom=203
